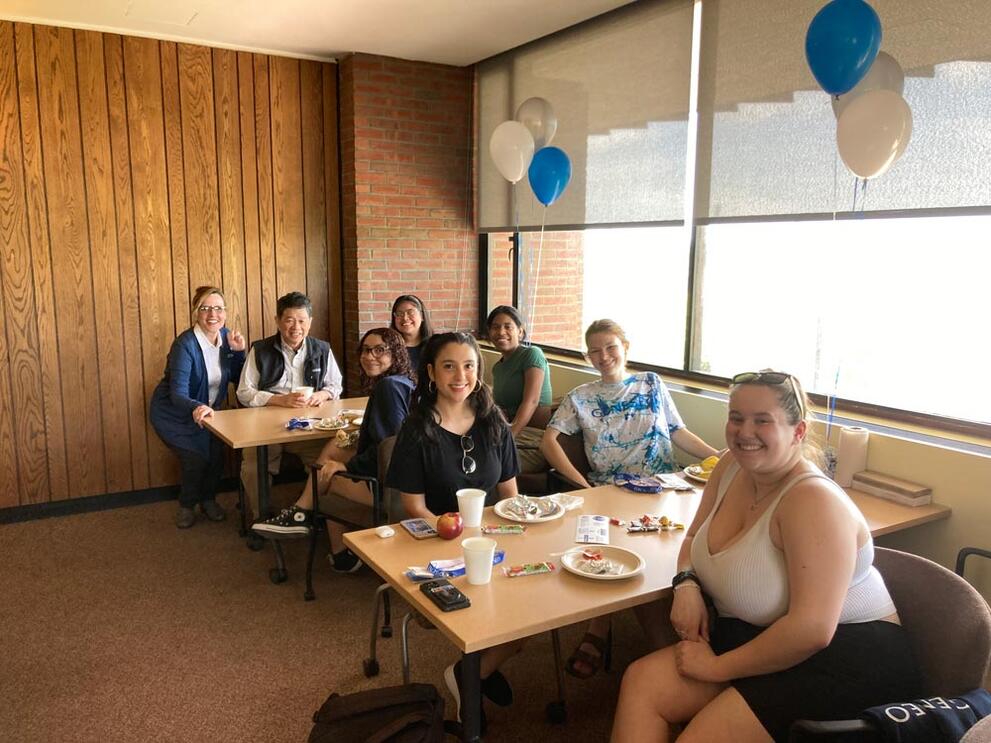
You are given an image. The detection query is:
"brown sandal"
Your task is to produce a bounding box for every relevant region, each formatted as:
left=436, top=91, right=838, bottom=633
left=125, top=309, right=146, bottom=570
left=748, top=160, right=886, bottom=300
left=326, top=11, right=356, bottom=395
left=565, top=629, right=612, bottom=679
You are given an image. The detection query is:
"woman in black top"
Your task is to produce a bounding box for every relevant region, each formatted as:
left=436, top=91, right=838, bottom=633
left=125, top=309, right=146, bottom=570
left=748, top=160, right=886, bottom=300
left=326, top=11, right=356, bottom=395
left=390, top=294, right=433, bottom=373
left=386, top=332, right=521, bottom=727
left=253, top=328, right=415, bottom=573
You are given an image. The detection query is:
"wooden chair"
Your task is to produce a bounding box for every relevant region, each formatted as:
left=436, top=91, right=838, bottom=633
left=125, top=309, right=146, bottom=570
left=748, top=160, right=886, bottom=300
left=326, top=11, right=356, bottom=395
left=788, top=548, right=991, bottom=741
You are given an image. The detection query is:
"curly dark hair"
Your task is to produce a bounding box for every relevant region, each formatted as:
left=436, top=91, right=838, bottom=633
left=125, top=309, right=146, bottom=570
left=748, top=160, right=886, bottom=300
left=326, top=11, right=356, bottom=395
left=406, top=332, right=507, bottom=446
left=357, top=328, right=415, bottom=394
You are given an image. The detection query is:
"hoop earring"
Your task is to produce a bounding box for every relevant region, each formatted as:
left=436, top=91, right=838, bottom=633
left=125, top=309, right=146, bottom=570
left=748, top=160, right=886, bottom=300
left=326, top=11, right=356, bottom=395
left=428, top=380, right=436, bottom=394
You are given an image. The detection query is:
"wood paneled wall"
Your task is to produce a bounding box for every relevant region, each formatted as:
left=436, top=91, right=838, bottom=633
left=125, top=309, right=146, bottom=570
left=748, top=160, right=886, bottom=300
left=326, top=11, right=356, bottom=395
left=0, top=22, right=341, bottom=507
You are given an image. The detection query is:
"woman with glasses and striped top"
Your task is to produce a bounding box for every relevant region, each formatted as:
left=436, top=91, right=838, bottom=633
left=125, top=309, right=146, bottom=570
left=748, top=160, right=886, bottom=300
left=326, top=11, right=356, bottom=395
left=611, top=370, right=921, bottom=743
left=386, top=331, right=521, bottom=730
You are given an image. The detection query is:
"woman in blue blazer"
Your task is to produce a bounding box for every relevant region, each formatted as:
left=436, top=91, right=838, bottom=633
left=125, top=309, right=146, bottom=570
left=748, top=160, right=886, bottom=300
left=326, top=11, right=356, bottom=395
left=150, top=286, right=246, bottom=528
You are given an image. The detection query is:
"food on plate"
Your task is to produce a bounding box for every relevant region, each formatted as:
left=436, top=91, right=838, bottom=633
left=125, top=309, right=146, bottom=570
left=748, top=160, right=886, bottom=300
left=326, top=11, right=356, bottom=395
left=335, top=429, right=359, bottom=448
left=316, top=414, right=347, bottom=430
left=573, top=549, right=624, bottom=576
left=700, top=455, right=719, bottom=473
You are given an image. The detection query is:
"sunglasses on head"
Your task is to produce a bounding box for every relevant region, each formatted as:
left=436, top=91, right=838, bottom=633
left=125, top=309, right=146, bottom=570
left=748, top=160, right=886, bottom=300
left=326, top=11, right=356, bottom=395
left=460, top=435, right=476, bottom=475
left=731, top=371, right=806, bottom=420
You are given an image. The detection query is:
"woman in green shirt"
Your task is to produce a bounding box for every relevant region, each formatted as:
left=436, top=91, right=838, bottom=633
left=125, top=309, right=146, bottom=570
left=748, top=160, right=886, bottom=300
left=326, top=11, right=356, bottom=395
left=487, top=305, right=552, bottom=474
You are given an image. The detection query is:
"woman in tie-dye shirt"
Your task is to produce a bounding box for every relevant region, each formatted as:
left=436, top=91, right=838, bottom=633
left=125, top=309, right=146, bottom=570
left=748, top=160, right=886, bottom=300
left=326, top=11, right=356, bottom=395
left=542, top=319, right=716, bottom=488
left=541, top=319, right=718, bottom=680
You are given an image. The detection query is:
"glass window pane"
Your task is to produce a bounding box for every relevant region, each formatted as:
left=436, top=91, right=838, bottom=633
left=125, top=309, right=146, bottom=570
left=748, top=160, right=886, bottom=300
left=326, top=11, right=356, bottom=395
left=486, top=232, right=515, bottom=314
left=695, top=217, right=991, bottom=423
left=515, top=226, right=690, bottom=367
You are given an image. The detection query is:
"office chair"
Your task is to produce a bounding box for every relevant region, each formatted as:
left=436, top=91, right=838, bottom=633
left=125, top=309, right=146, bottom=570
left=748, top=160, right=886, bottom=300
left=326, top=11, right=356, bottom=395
left=305, top=436, right=400, bottom=609
left=787, top=547, right=991, bottom=741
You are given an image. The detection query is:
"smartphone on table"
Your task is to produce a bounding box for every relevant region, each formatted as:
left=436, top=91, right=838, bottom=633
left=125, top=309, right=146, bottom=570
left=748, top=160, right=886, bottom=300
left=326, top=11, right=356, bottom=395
left=400, top=518, right=438, bottom=539
left=420, top=579, right=471, bottom=612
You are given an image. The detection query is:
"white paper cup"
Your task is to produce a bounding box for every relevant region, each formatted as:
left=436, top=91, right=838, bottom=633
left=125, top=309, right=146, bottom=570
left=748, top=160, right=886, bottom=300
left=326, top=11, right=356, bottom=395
left=461, top=537, right=497, bottom=585
left=293, top=385, right=314, bottom=400
left=455, top=488, right=486, bottom=528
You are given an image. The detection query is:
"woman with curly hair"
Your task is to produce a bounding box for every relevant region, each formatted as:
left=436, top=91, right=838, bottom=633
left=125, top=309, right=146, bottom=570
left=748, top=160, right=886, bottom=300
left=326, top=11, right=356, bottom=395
left=253, top=328, right=415, bottom=573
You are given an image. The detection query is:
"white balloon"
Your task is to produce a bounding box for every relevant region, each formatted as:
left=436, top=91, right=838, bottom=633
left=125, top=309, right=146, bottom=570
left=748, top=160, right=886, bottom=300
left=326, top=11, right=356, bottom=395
left=836, top=89, right=913, bottom=179
left=489, top=121, right=535, bottom=184
left=832, top=51, right=905, bottom=119
left=515, top=97, right=558, bottom=150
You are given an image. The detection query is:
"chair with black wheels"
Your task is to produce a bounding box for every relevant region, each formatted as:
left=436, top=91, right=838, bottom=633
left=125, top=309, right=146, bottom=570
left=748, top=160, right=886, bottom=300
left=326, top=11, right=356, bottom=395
left=305, top=436, right=401, bottom=605
left=787, top=547, right=991, bottom=742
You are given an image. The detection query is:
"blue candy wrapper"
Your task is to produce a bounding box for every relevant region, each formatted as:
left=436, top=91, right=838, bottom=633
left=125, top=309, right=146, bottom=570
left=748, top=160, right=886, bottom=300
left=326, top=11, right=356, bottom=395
left=614, top=474, right=662, bottom=493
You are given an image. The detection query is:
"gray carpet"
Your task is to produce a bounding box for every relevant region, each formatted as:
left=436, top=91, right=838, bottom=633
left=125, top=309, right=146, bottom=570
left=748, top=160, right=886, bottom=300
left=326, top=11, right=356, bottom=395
left=0, top=487, right=647, bottom=742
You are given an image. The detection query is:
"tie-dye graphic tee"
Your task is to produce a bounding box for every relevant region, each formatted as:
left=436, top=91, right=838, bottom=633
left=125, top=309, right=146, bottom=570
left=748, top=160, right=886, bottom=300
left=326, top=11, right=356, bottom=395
left=549, top=372, right=684, bottom=484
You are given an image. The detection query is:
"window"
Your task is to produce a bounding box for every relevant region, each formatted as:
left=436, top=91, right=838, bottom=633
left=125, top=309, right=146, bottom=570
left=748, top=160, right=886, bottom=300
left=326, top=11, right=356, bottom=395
left=478, top=0, right=991, bottom=430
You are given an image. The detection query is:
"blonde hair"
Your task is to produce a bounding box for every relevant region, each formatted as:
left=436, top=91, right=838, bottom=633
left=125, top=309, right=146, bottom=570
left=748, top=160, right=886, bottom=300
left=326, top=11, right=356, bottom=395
left=584, top=318, right=629, bottom=349
left=190, top=286, right=225, bottom=327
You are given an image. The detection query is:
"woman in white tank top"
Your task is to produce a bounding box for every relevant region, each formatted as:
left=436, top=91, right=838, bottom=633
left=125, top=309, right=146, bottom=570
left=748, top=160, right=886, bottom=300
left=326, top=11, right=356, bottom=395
left=611, top=371, right=920, bottom=743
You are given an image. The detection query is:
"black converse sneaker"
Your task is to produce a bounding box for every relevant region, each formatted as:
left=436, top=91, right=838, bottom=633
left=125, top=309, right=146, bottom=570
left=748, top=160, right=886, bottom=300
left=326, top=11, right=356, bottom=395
left=251, top=506, right=312, bottom=536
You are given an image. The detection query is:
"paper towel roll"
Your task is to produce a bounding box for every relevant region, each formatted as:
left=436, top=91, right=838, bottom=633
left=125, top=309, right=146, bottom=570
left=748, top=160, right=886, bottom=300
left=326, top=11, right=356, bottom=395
left=834, top=426, right=869, bottom=487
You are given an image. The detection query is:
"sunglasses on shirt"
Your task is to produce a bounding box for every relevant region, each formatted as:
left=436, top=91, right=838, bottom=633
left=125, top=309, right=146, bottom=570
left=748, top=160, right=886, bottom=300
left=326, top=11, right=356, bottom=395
left=461, top=435, right=476, bottom=475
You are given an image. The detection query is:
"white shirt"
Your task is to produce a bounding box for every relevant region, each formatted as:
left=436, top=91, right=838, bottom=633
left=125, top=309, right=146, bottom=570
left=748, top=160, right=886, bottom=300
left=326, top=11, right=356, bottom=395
left=236, top=338, right=343, bottom=407
left=193, top=325, right=223, bottom=406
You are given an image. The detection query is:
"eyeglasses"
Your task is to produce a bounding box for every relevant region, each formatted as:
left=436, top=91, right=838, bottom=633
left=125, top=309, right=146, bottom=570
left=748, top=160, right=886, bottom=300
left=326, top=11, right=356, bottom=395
left=393, top=308, right=419, bottom=319
left=198, top=305, right=226, bottom=313
left=360, top=344, right=389, bottom=358
left=731, top=372, right=806, bottom=420
left=460, top=435, right=476, bottom=475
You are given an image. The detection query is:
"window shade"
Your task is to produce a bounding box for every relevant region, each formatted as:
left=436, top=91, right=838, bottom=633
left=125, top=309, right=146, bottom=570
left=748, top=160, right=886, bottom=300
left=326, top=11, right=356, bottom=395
left=477, top=0, right=694, bottom=230
left=697, top=0, right=991, bottom=218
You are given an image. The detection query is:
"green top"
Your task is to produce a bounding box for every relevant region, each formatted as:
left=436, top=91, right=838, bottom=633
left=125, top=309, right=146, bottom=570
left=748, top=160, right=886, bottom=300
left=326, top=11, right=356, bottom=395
left=492, top=344, right=552, bottom=419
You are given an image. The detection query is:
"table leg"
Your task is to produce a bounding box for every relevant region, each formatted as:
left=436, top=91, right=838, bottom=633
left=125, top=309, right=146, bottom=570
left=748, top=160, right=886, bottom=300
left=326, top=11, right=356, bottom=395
left=257, top=444, right=270, bottom=518
left=460, top=650, right=482, bottom=742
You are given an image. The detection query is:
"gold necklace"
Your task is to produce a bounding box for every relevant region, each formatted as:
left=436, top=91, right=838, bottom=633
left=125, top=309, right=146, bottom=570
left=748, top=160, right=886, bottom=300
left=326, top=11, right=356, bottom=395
left=750, top=476, right=787, bottom=511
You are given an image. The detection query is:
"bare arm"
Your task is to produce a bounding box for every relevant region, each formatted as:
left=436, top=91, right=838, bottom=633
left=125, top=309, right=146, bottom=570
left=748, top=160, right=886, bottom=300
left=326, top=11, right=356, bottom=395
left=670, top=456, right=732, bottom=641
left=540, top=427, right=591, bottom=489
left=671, top=427, right=719, bottom=461
left=496, top=477, right=519, bottom=501
left=400, top=492, right=434, bottom=520
left=509, top=367, right=545, bottom=437
left=679, top=480, right=860, bottom=682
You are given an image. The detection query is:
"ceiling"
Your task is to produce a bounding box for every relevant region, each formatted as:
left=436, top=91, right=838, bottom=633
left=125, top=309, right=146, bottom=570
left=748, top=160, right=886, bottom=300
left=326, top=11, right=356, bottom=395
left=0, top=0, right=634, bottom=66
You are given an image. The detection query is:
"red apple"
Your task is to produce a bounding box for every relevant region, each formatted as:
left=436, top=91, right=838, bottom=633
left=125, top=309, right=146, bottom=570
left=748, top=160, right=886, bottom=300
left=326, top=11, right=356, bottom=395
left=436, top=512, right=464, bottom=540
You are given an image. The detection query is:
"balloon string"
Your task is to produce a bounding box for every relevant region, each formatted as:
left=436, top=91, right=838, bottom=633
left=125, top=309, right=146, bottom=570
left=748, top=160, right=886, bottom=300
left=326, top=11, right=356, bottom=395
left=851, top=177, right=859, bottom=212
left=526, top=208, right=547, bottom=341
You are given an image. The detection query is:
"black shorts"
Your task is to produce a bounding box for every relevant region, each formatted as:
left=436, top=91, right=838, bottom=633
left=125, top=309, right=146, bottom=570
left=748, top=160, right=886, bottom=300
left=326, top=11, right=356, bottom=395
left=711, top=617, right=923, bottom=742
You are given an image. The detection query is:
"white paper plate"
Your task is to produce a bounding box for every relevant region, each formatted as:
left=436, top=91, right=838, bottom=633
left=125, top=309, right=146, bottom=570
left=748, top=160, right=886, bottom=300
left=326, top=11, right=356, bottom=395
left=683, top=465, right=709, bottom=484
left=314, top=418, right=349, bottom=431
left=494, top=496, right=565, bottom=523
left=350, top=417, right=364, bottom=426
left=561, top=545, right=645, bottom=581
left=548, top=493, right=584, bottom=511
left=339, top=409, right=364, bottom=418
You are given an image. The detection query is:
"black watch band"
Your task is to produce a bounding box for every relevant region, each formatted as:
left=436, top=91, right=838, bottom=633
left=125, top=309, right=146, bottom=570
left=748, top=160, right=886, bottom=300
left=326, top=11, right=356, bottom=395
left=671, top=570, right=700, bottom=589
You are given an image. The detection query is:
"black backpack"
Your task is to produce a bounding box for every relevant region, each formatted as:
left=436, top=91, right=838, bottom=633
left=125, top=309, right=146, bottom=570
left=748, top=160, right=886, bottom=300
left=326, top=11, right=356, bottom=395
left=308, top=683, right=452, bottom=743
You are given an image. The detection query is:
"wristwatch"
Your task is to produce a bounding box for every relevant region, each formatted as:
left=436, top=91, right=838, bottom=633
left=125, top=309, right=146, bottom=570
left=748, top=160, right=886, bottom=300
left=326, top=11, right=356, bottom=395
left=671, top=570, right=700, bottom=589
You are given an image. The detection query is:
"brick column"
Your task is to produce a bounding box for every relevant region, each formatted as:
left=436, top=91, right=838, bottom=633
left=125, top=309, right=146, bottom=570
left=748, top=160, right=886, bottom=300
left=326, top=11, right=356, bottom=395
left=338, top=53, right=474, bottom=389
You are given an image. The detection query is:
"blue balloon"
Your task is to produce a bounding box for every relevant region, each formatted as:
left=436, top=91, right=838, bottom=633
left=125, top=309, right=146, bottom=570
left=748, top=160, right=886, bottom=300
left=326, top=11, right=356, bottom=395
left=527, top=146, right=572, bottom=207
left=805, top=0, right=882, bottom=96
